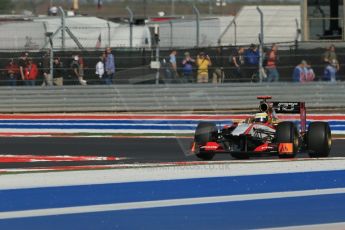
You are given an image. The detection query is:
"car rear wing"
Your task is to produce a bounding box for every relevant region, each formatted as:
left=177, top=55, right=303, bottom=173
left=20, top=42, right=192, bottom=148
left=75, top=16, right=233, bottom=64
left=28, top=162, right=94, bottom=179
left=257, top=97, right=307, bottom=134
left=272, top=102, right=307, bottom=134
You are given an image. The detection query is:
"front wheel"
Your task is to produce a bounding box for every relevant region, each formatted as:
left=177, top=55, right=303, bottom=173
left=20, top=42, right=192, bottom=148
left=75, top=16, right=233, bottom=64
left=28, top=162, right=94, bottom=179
left=194, top=122, right=217, bottom=160
left=307, top=122, right=331, bottom=158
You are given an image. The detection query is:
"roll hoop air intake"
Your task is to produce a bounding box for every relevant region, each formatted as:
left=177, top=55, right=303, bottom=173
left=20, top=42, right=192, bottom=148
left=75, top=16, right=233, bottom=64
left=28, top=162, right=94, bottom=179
left=259, top=102, right=269, bottom=112
left=257, top=96, right=272, bottom=112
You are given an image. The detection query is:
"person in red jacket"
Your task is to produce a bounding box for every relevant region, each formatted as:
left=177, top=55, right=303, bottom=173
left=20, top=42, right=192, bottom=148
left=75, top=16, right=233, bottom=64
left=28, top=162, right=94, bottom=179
left=5, top=59, right=19, bottom=86
left=265, top=43, right=280, bottom=82
left=24, top=58, right=38, bottom=86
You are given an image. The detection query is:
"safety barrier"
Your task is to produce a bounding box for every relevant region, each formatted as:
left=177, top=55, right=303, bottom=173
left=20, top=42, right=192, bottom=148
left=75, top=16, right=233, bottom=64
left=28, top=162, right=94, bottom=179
left=0, top=82, right=344, bottom=113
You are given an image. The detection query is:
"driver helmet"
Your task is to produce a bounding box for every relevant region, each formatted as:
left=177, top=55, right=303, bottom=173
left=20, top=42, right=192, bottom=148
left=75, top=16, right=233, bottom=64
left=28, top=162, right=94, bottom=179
left=254, top=112, right=268, bottom=123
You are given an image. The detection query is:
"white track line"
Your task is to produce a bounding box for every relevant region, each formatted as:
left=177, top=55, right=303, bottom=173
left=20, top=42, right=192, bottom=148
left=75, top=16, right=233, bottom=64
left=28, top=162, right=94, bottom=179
left=1, top=188, right=345, bottom=220
left=2, top=158, right=345, bottom=190
left=261, top=221, right=345, bottom=230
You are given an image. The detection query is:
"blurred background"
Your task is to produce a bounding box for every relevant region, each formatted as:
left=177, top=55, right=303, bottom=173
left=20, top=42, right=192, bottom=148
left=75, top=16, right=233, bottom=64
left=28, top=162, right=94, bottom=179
left=0, top=0, right=344, bottom=85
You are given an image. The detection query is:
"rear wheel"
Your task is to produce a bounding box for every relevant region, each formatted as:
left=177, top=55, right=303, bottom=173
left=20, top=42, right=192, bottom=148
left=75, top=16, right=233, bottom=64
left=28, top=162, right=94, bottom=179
left=194, top=122, right=218, bottom=160
left=276, top=121, right=299, bottom=158
left=307, top=122, right=331, bottom=158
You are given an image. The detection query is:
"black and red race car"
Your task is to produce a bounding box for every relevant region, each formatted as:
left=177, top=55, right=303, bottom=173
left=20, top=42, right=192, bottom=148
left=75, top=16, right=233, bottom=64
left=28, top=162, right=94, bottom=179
left=191, top=96, right=332, bottom=160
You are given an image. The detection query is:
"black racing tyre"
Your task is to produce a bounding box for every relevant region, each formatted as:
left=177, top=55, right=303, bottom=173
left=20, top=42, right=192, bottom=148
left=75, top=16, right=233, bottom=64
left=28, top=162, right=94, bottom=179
left=194, top=122, right=218, bottom=160
left=307, top=122, right=331, bottom=158
left=276, top=121, right=299, bottom=158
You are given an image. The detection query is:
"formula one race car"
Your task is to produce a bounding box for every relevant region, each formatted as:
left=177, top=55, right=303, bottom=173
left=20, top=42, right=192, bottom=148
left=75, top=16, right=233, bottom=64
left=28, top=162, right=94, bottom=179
left=191, top=96, right=332, bottom=160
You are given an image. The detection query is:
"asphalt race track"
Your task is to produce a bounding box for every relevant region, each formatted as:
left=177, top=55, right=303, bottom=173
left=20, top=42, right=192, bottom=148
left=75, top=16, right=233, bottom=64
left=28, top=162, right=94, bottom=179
left=0, top=137, right=343, bottom=169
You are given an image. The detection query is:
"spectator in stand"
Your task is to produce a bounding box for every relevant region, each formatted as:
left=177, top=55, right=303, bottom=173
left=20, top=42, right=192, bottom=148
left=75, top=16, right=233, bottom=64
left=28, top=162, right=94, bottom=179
left=323, top=44, right=338, bottom=65
left=292, top=60, right=315, bottom=82
left=323, top=44, right=340, bottom=78
left=18, top=52, right=29, bottom=82
left=41, top=51, right=53, bottom=86
left=24, top=58, right=38, bottom=86
left=78, top=54, right=85, bottom=82
left=96, top=52, right=106, bottom=82
left=104, top=47, right=115, bottom=85
left=53, top=57, right=64, bottom=86
left=212, top=47, right=224, bottom=84
left=244, top=44, right=259, bottom=80
left=265, top=43, right=279, bottom=82
left=169, top=50, right=178, bottom=82
left=5, top=58, right=19, bottom=86
left=292, top=60, right=307, bottom=82
left=70, top=55, right=87, bottom=85
left=196, top=52, right=212, bottom=83
left=182, top=52, right=195, bottom=83
left=324, top=59, right=339, bottom=82
left=163, top=50, right=178, bottom=83
left=302, top=62, right=315, bottom=82
left=231, top=46, right=245, bottom=80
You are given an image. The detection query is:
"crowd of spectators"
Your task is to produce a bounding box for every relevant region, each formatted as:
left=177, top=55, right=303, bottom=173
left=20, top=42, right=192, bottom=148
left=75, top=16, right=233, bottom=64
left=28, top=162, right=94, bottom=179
left=291, top=44, right=340, bottom=83
left=1, top=47, right=116, bottom=86
left=162, top=43, right=341, bottom=84
left=0, top=44, right=342, bottom=86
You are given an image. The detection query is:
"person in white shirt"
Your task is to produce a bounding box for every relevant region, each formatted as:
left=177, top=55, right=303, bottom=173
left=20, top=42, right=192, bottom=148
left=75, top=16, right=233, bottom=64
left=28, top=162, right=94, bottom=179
left=95, top=56, right=105, bottom=79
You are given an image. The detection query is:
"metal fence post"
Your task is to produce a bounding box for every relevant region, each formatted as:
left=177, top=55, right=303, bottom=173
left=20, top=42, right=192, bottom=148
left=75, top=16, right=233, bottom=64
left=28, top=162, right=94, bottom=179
left=45, top=32, right=54, bottom=81
left=257, top=6, right=264, bottom=83
left=209, top=0, right=213, bottom=15
left=50, top=47, right=54, bottom=79
left=58, top=7, right=65, bottom=50
left=193, top=5, right=200, bottom=47
left=126, top=6, right=134, bottom=48
left=169, top=20, right=173, bottom=48
left=47, top=34, right=54, bottom=79
left=155, top=43, right=160, bottom=85
left=234, top=19, right=237, bottom=46
left=154, top=25, right=160, bottom=85
left=295, top=18, right=301, bottom=50
left=218, top=17, right=236, bottom=46
left=171, top=0, right=175, bottom=16
left=107, top=21, right=111, bottom=47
